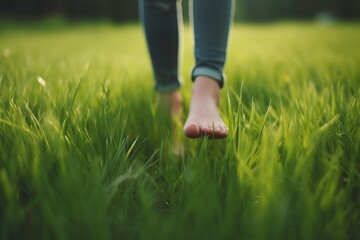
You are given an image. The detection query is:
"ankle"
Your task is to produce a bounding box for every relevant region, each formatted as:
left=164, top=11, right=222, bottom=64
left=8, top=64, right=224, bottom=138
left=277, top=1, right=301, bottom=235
left=192, top=76, right=220, bottom=104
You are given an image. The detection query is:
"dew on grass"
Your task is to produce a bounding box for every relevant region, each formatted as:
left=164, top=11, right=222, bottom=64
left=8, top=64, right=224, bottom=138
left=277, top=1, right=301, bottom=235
left=37, top=76, right=47, bottom=87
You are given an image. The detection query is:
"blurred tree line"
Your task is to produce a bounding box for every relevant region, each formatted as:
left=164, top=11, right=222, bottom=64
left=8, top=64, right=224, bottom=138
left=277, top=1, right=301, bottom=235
left=0, top=0, right=359, bottom=21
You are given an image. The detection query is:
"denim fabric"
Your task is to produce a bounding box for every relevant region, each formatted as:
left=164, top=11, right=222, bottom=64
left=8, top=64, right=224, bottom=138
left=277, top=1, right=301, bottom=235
left=140, top=0, right=234, bottom=92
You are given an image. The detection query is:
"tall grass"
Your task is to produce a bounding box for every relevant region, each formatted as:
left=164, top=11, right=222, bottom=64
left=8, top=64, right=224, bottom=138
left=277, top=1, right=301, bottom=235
left=0, top=20, right=359, bottom=240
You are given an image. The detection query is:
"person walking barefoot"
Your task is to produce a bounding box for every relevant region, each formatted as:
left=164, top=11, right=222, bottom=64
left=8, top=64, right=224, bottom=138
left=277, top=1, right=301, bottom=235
left=140, top=0, right=233, bottom=139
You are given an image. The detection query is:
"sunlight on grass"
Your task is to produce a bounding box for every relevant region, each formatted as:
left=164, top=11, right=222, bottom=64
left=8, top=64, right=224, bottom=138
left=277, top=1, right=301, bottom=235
left=0, top=21, right=359, bottom=240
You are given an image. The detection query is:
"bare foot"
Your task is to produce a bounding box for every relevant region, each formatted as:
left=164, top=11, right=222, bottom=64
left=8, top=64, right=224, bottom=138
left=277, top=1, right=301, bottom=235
left=184, top=76, right=228, bottom=139
left=158, top=90, right=184, bottom=155
left=157, top=90, right=182, bottom=118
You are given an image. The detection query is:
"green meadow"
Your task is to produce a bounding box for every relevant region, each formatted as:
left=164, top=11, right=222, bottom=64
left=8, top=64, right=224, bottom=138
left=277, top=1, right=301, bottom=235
left=0, top=20, right=359, bottom=239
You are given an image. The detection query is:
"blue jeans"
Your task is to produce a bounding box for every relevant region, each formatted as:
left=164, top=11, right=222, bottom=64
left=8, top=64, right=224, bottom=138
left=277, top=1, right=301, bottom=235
left=140, top=0, right=234, bottom=92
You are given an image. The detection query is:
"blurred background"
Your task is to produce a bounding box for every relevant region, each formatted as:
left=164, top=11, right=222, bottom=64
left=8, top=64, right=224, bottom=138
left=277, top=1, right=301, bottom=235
left=0, top=0, right=359, bottom=22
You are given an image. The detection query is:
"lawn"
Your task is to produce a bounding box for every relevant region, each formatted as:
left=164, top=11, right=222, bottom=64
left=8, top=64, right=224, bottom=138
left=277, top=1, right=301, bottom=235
left=0, top=19, right=359, bottom=240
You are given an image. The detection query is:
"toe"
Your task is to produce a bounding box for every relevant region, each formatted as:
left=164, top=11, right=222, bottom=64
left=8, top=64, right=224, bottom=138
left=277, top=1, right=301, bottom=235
left=217, top=125, right=229, bottom=137
left=199, top=124, right=228, bottom=139
left=184, top=123, right=201, bottom=138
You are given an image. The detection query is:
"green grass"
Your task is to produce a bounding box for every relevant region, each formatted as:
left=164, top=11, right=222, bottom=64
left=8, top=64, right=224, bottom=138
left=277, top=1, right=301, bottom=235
left=0, top=20, right=360, bottom=240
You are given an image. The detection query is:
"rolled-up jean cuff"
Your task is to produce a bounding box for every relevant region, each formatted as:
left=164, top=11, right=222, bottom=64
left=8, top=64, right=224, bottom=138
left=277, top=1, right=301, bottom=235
left=191, top=66, right=224, bottom=88
left=155, top=81, right=181, bottom=93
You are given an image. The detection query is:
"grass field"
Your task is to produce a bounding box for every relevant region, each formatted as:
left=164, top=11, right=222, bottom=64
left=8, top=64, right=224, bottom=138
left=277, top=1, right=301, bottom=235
left=0, top=19, right=360, bottom=240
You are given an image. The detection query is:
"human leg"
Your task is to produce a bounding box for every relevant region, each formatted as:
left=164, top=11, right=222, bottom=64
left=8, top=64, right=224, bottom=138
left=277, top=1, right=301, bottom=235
left=140, top=0, right=183, bottom=131
left=140, top=0, right=183, bottom=93
left=140, top=0, right=184, bottom=154
left=184, top=0, right=234, bottom=138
